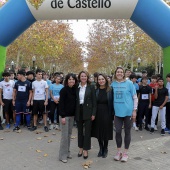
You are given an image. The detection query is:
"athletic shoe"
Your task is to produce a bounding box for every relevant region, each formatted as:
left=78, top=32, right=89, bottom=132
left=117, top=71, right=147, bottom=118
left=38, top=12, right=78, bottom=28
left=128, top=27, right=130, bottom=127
left=6, top=124, right=10, bottom=129
left=30, top=126, right=37, bottom=131
left=27, top=126, right=31, bottom=130
left=161, top=129, right=165, bottom=136
left=121, top=153, right=128, bottom=162
left=150, top=128, right=154, bottom=134
left=13, top=126, right=20, bottom=131
left=39, top=120, right=43, bottom=124
left=139, top=125, right=142, bottom=131
left=164, top=127, right=169, bottom=133
left=154, top=125, right=158, bottom=131
left=134, top=127, right=138, bottom=131
left=60, top=159, right=67, bottom=163
left=114, top=151, right=122, bottom=161
left=48, top=120, right=51, bottom=125
left=0, top=124, right=4, bottom=130
left=49, top=124, right=54, bottom=130
left=145, top=127, right=150, bottom=131
left=44, top=126, right=49, bottom=132
left=1, top=119, right=6, bottom=124
left=55, top=124, right=60, bottom=130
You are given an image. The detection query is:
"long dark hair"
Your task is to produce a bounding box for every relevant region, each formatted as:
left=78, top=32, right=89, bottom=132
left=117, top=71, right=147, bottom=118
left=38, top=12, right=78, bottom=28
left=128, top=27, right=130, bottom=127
left=96, top=73, right=111, bottom=92
left=64, top=73, right=77, bottom=87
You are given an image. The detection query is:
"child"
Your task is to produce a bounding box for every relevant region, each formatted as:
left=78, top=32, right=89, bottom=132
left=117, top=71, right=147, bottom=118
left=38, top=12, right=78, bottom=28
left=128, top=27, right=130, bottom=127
left=138, top=77, right=152, bottom=131
left=130, top=74, right=139, bottom=131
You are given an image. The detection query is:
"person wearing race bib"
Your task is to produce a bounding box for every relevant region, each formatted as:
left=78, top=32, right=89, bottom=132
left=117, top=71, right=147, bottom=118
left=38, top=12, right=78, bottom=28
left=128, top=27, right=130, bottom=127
left=111, top=67, right=138, bottom=162
left=49, top=75, right=63, bottom=130
left=0, top=72, right=15, bottom=129
left=30, top=69, right=49, bottom=132
left=137, top=77, right=152, bottom=131
left=12, top=70, right=32, bottom=131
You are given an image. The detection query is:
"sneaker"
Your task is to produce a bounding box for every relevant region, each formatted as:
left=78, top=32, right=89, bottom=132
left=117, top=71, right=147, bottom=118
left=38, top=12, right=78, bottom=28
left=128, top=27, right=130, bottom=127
left=27, top=125, right=31, bottom=130
left=139, top=125, right=142, bottom=131
left=150, top=128, right=154, bottom=134
left=49, top=124, right=54, bottom=130
left=1, top=119, right=6, bottom=124
left=13, top=126, right=20, bottom=131
left=0, top=124, right=4, bottom=130
left=30, top=126, right=37, bottom=131
left=55, top=124, right=60, bottom=130
left=60, top=159, right=67, bottom=163
left=49, top=120, right=51, bottom=125
left=114, top=151, right=122, bottom=161
left=154, top=125, right=158, bottom=131
left=134, top=127, right=138, bottom=131
left=39, top=120, right=43, bottom=124
left=121, top=153, right=128, bottom=162
left=6, top=124, right=10, bottom=129
left=164, top=127, right=169, bottom=133
left=67, top=152, right=72, bottom=159
left=161, top=129, right=165, bottom=136
left=44, top=126, right=49, bottom=132
left=145, top=126, right=150, bottom=131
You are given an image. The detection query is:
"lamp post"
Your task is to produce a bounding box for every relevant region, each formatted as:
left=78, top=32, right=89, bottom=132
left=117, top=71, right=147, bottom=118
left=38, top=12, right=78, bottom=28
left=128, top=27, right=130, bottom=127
left=32, top=56, right=36, bottom=71
left=137, top=57, right=141, bottom=70
left=52, top=64, right=55, bottom=74
left=11, top=61, right=14, bottom=71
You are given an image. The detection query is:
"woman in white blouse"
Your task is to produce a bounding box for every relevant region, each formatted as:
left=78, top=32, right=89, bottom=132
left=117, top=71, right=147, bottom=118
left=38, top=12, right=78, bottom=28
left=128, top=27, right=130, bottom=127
left=75, top=71, right=97, bottom=159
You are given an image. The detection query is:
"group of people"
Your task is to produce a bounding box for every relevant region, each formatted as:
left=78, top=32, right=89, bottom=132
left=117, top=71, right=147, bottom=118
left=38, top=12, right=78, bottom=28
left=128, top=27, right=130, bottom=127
left=0, top=67, right=170, bottom=164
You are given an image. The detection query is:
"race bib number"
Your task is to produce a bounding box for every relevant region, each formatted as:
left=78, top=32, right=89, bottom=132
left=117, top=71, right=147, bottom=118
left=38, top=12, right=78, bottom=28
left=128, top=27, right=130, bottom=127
left=35, top=89, right=44, bottom=95
left=18, top=86, right=26, bottom=92
left=142, top=94, right=149, bottom=100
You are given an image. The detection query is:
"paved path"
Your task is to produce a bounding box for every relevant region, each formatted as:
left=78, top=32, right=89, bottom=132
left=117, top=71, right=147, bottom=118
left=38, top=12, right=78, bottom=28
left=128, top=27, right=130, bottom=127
left=0, top=124, right=170, bottom=170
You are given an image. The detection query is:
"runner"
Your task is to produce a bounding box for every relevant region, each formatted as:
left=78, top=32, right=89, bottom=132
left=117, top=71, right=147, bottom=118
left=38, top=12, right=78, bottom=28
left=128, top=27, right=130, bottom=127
left=12, top=70, right=32, bottom=131
left=30, top=69, right=49, bottom=132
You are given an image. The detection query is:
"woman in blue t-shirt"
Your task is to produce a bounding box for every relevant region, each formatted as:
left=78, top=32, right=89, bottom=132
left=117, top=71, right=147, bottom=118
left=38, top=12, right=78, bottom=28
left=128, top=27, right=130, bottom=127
left=49, top=75, right=64, bottom=130
left=111, top=67, right=138, bottom=162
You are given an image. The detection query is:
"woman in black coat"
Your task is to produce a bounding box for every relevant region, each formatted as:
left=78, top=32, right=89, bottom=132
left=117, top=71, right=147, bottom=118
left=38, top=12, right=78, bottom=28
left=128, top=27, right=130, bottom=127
left=75, top=71, right=97, bottom=159
left=92, top=73, right=114, bottom=158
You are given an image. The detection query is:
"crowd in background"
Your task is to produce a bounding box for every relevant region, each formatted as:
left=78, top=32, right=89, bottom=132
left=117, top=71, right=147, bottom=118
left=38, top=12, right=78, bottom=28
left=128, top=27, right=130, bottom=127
left=0, top=67, right=170, bottom=163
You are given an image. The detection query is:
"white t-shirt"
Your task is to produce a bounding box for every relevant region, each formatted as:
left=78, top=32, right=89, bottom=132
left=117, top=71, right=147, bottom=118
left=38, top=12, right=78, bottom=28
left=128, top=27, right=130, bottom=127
left=0, top=80, right=15, bottom=100
left=32, top=80, right=48, bottom=100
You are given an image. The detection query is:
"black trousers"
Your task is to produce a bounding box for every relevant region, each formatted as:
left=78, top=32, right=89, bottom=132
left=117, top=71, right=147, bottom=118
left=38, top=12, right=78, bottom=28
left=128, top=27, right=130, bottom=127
left=50, top=101, right=59, bottom=124
left=76, top=105, right=92, bottom=150
left=138, top=102, right=150, bottom=127
left=166, top=102, right=170, bottom=129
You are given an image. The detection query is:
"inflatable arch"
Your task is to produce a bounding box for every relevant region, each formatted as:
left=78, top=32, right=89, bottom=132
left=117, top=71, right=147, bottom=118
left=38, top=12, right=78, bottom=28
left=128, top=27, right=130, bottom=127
left=0, top=0, right=170, bottom=78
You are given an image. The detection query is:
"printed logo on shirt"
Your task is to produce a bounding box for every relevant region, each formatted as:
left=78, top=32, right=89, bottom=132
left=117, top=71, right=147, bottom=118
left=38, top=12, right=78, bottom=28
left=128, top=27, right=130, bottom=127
left=116, top=91, right=123, bottom=99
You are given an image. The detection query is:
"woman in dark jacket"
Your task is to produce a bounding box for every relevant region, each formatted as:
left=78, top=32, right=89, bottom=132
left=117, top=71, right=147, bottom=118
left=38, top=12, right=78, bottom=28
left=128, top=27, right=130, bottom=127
left=59, top=73, right=77, bottom=163
left=92, top=73, right=114, bottom=158
left=75, top=71, right=97, bottom=159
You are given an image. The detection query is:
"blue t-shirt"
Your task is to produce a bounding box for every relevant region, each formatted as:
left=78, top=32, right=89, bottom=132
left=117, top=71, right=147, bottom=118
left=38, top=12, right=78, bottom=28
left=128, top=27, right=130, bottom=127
left=14, top=80, right=32, bottom=101
left=50, top=83, right=64, bottom=101
left=111, top=80, right=136, bottom=117
left=133, top=82, right=139, bottom=91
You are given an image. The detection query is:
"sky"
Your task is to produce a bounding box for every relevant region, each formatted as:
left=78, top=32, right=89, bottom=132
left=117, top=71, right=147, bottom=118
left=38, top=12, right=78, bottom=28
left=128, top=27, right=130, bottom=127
left=67, top=20, right=94, bottom=42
